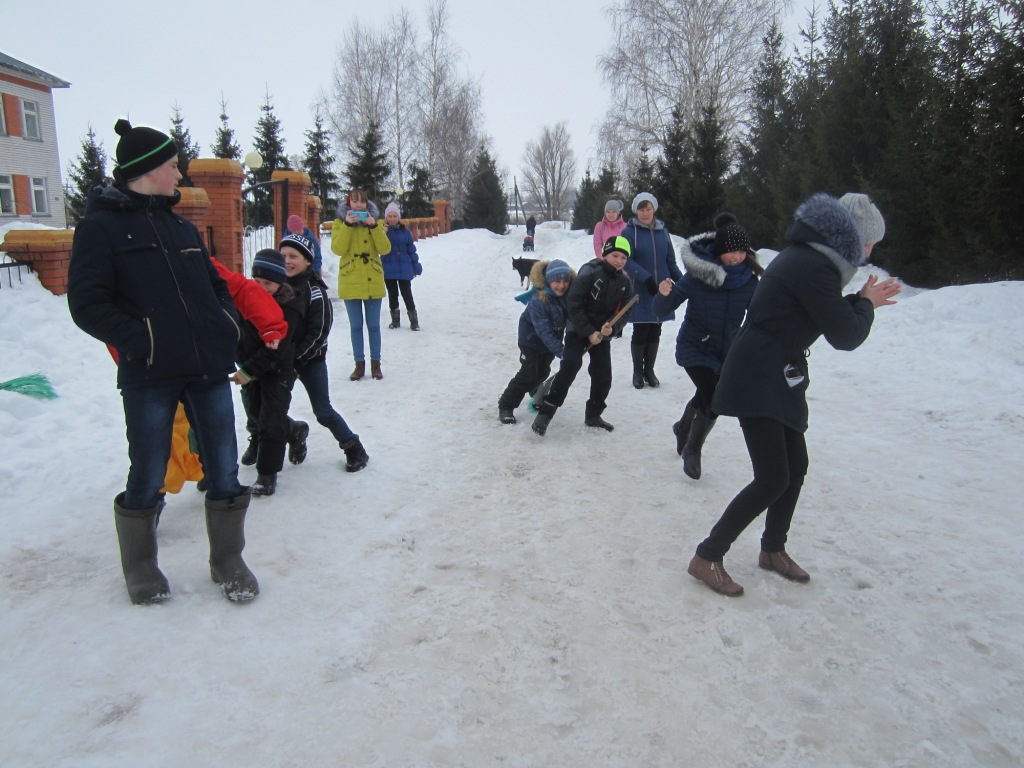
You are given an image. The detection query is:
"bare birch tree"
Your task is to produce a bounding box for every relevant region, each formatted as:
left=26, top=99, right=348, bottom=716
left=382, top=9, right=419, bottom=189
left=521, top=122, right=578, bottom=220
left=597, top=0, right=784, bottom=160
left=326, top=21, right=389, bottom=143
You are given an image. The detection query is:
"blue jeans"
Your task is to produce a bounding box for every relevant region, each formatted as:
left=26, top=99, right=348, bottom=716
left=344, top=298, right=382, bottom=362
left=295, top=358, right=356, bottom=446
left=121, top=379, right=242, bottom=509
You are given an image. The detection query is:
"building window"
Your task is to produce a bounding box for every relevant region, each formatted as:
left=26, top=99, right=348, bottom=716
left=22, top=100, right=40, bottom=140
left=31, top=177, right=48, bottom=214
left=0, top=175, right=14, bottom=214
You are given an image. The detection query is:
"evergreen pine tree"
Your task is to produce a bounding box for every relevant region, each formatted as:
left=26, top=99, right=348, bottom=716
left=211, top=97, right=241, bottom=160
left=655, top=105, right=692, bottom=235
left=570, top=170, right=600, bottom=232
left=168, top=104, right=201, bottom=187
left=627, top=146, right=657, bottom=206
left=676, top=100, right=730, bottom=233
left=302, top=107, right=340, bottom=216
left=728, top=17, right=795, bottom=247
left=344, top=121, right=392, bottom=204
left=247, top=90, right=290, bottom=227
left=65, top=124, right=108, bottom=225
left=462, top=147, right=508, bottom=234
left=403, top=162, right=435, bottom=218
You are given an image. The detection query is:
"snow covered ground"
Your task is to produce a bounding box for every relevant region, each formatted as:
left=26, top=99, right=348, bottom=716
left=1, top=220, right=1022, bottom=767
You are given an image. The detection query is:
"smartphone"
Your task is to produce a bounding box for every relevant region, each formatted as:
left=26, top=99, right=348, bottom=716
left=351, top=210, right=369, bottom=221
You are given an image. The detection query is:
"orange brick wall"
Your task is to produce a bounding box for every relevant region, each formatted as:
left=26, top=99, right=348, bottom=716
left=0, top=230, right=74, bottom=294
left=1, top=93, right=21, bottom=136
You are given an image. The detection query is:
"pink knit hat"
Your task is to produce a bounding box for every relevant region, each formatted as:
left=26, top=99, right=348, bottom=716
left=384, top=202, right=401, bottom=218
left=287, top=214, right=305, bottom=232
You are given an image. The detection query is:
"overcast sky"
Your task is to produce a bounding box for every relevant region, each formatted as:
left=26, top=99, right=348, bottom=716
left=6, top=0, right=808, bottom=189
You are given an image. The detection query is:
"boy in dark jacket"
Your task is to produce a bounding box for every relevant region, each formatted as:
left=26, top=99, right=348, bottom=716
left=68, top=119, right=257, bottom=604
left=232, top=249, right=305, bottom=496
left=279, top=233, right=369, bottom=472
left=497, top=259, right=573, bottom=425
left=532, top=237, right=634, bottom=436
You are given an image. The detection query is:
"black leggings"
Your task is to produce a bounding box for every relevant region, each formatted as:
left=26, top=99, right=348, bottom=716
left=684, top=365, right=719, bottom=415
left=696, top=417, right=809, bottom=561
left=630, top=322, right=662, bottom=345
left=385, top=279, right=416, bottom=311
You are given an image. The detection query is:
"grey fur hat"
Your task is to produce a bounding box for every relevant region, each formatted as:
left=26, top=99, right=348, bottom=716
left=794, top=193, right=865, bottom=267
left=838, top=193, right=885, bottom=246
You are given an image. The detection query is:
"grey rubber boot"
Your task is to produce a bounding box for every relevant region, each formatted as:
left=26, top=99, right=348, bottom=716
left=114, top=493, right=170, bottom=605
left=408, top=309, right=420, bottom=331
left=683, top=410, right=717, bottom=479
left=388, top=309, right=401, bottom=329
left=205, top=488, right=259, bottom=602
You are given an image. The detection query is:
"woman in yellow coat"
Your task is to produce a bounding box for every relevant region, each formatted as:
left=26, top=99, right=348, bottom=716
left=332, top=188, right=392, bottom=380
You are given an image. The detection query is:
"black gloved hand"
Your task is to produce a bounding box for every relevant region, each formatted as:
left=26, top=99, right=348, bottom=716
left=645, top=277, right=658, bottom=295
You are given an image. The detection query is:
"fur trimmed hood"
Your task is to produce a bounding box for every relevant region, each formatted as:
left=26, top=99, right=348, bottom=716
left=515, top=259, right=577, bottom=305
left=791, top=193, right=866, bottom=268
left=679, top=232, right=727, bottom=287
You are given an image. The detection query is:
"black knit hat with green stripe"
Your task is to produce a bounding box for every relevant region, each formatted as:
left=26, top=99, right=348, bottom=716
left=113, top=119, right=178, bottom=183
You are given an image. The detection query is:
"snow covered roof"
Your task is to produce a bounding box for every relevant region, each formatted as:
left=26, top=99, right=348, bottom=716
left=0, top=51, right=70, bottom=89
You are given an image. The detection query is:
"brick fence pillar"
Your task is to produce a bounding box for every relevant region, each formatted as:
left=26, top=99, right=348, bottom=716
left=271, top=170, right=312, bottom=246
left=175, top=187, right=210, bottom=244
left=433, top=200, right=451, bottom=234
left=188, top=158, right=245, bottom=273
left=305, top=195, right=323, bottom=236
left=1, top=230, right=75, bottom=295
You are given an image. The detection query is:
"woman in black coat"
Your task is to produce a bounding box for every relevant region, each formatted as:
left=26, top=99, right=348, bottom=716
left=687, top=193, right=900, bottom=597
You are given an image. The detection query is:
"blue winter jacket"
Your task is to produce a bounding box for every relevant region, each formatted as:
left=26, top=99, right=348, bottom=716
left=515, top=259, right=571, bottom=358
left=383, top=224, right=422, bottom=281
left=622, top=217, right=683, bottom=323
left=652, top=233, right=758, bottom=373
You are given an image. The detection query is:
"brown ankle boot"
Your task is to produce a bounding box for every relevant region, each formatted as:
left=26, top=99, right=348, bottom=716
left=688, top=554, right=744, bottom=596
left=349, top=362, right=365, bottom=381
left=370, top=360, right=383, bottom=380
left=758, top=550, right=810, bottom=582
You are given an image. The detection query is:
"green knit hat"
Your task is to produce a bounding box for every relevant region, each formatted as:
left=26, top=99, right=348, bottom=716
left=601, top=235, right=631, bottom=259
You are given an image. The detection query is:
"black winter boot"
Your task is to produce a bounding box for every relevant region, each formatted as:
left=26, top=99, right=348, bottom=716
left=584, top=404, right=615, bottom=432
left=672, top=399, right=698, bottom=456
left=114, top=493, right=170, bottom=605
left=408, top=309, right=420, bottom=331
left=288, top=420, right=309, bottom=465
left=683, top=410, right=717, bottom=480
left=631, top=343, right=646, bottom=389
left=498, top=407, right=517, bottom=425
left=252, top=473, right=277, bottom=496
left=532, top=400, right=557, bottom=436
left=205, top=489, right=259, bottom=602
left=240, top=433, right=259, bottom=466
left=388, top=309, right=401, bottom=329
left=340, top=437, right=369, bottom=472
left=643, top=339, right=661, bottom=388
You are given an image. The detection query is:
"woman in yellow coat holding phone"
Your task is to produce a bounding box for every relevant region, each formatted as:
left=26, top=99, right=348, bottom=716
left=332, top=188, right=392, bottom=380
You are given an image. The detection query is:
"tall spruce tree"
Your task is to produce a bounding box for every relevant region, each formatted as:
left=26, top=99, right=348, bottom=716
left=247, top=91, right=290, bottom=227
left=462, top=147, right=507, bottom=234
left=168, top=105, right=201, bottom=187
left=570, top=170, right=600, bottom=232
left=345, top=121, right=392, bottom=204
left=627, top=145, right=657, bottom=207
left=655, top=105, right=691, bottom=236
left=211, top=97, right=241, bottom=160
left=403, top=162, right=435, bottom=218
left=676, top=101, right=730, bottom=233
left=728, top=18, right=795, bottom=247
left=65, top=124, right=108, bottom=225
left=302, top=107, right=340, bottom=216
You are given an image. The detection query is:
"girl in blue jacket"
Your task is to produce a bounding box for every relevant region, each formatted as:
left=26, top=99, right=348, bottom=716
left=383, top=203, right=422, bottom=330
left=652, top=213, right=762, bottom=480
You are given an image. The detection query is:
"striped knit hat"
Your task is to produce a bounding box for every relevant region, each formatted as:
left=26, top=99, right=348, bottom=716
left=251, top=249, right=288, bottom=284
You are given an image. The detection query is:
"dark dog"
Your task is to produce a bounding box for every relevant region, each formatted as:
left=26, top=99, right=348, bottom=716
left=512, top=256, right=539, bottom=286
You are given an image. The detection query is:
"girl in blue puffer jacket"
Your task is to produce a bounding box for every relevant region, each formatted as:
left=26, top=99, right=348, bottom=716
left=383, top=203, right=422, bottom=330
